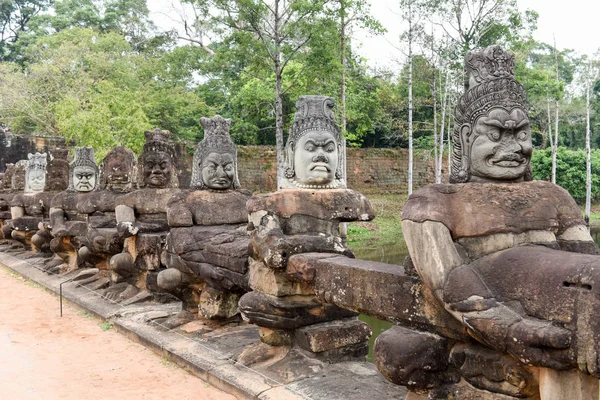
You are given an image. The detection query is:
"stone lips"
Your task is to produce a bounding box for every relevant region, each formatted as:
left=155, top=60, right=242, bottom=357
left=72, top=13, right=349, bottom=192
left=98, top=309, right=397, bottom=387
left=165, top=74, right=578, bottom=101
left=402, top=181, right=584, bottom=239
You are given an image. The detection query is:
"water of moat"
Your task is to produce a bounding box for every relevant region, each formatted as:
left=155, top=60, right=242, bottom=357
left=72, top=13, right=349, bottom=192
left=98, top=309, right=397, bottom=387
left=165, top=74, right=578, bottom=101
left=351, top=221, right=600, bottom=362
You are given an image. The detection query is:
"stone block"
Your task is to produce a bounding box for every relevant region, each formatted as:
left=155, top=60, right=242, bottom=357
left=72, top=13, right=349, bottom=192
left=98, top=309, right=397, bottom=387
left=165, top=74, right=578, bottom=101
left=249, top=259, right=314, bottom=296
left=402, top=181, right=584, bottom=238
left=198, top=287, right=240, bottom=319
left=374, top=325, right=452, bottom=391
left=259, top=327, right=292, bottom=346
left=300, top=342, right=369, bottom=363
left=251, top=230, right=353, bottom=270
left=167, top=189, right=251, bottom=226
left=286, top=253, right=339, bottom=283
left=293, top=319, right=371, bottom=353
left=247, top=189, right=375, bottom=222
left=311, top=254, right=466, bottom=339
left=239, top=291, right=357, bottom=330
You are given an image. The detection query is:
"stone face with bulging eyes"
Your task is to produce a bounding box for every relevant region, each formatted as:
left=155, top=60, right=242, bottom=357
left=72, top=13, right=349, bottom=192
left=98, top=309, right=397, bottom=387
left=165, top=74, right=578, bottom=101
left=293, top=130, right=338, bottom=186
left=143, top=152, right=172, bottom=188
left=468, top=108, right=532, bottom=183
left=73, top=166, right=97, bottom=192
left=201, top=152, right=235, bottom=190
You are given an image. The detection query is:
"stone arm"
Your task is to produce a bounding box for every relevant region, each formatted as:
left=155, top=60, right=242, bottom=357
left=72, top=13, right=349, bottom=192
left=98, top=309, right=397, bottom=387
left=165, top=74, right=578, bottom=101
left=556, top=225, right=599, bottom=255
left=115, top=204, right=139, bottom=239
left=402, top=219, right=575, bottom=371
left=49, top=207, right=68, bottom=237
left=10, top=205, right=25, bottom=219
left=166, top=202, right=193, bottom=227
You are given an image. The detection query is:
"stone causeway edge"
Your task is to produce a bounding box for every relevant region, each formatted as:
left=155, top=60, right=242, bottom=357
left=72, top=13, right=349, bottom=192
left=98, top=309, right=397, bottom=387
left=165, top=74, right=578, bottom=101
left=0, top=251, right=407, bottom=400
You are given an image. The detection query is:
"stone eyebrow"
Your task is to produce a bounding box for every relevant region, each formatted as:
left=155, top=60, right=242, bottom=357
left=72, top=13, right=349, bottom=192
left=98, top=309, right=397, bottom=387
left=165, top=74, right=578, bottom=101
left=481, top=118, right=530, bottom=129
left=305, top=139, right=335, bottom=147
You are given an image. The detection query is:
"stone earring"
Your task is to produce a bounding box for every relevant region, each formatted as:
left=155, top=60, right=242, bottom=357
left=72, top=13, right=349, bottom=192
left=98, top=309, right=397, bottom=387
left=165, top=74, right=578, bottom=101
left=284, top=164, right=295, bottom=179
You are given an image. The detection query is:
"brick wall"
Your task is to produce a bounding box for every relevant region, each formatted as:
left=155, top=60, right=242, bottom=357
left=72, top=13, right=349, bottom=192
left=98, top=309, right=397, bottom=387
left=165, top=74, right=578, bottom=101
left=236, top=146, right=448, bottom=194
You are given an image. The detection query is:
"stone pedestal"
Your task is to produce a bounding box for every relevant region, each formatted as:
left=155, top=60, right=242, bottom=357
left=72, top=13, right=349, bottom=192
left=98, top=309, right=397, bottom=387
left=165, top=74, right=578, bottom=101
left=240, top=188, right=375, bottom=362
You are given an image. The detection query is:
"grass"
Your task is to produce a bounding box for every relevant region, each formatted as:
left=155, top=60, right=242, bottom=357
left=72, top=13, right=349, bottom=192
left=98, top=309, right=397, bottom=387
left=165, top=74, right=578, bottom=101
left=346, top=193, right=407, bottom=249
left=99, top=322, right=113, bottom=331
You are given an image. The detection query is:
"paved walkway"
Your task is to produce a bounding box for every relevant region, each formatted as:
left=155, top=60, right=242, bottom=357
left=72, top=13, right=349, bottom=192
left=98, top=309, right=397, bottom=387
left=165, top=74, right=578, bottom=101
left=0, top=265, right=236, bottom=400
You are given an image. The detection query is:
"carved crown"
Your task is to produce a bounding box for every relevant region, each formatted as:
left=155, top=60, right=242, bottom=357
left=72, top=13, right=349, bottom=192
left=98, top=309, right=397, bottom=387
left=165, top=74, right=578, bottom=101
left=143, top=128, right=174, bottom=157
left=288, top=96, right=342, bottom=143
left=200, top=115, right=232, bottom=138
left=466, top=45, right=516, bottom=85
left=71, top=147, right=98, bottom=169
left=191, top=115, right=240, bottom=190
left=27, top=152, right=47, bottom=171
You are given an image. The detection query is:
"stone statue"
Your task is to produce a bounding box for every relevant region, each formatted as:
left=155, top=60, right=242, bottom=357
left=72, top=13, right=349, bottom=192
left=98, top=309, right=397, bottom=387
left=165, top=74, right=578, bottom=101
left=381, top=46, right=600, bottom=400
left=25, top=152, right=47, bottom=193
left=189, top=115, right=241, bottom=190
left=78, top=146, right=137, bottom=273
left=0, top=164, right=16, bottom=240
left=159, top=116, right=251, bottom=319
left=47, top=147, right=99, bottom=273
left=30, top=148, right=71, bottom=256
left=9, top=154, right=55, bottom=250
left=238, top=96, right=374, bottom=364
left=109, top=129, right=179, bottom=295
left=281, top=96, right=346, bottom=189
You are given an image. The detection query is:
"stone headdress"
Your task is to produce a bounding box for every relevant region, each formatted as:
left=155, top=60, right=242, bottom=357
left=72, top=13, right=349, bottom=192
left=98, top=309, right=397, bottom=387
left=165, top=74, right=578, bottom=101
left=98, top=146, right=136, bottom=191
left=68, top=147, right=99, bottom=192
left=450, top=45, right=530, bottom=183
left=25, top=152, right=47, bottom=193
left=191, top=115, right=240, bottom=190
left=45, top=148, right=70, bottom=191
left=282, top=95, right=346, bottom=188
left=138, top=128, right=179, bottom=188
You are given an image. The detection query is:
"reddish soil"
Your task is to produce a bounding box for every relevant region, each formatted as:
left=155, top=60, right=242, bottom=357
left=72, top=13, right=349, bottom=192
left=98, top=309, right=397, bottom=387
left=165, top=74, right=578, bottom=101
left=0, top=265, right=237, bottom=400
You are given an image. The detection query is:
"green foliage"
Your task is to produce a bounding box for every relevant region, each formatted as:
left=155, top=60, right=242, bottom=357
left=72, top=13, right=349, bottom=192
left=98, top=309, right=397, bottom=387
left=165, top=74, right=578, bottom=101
left=99, top=322, right=113, bottom=331
left=0, top=28, right=211, bottom=160
left=532, top=147, right=600, bottom=203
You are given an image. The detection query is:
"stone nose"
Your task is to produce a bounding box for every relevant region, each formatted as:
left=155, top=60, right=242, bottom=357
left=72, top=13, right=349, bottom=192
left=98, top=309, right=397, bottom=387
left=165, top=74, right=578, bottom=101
left=313, top=152, right=329, bottom=163
left=215, top=165, right=227, bottom=177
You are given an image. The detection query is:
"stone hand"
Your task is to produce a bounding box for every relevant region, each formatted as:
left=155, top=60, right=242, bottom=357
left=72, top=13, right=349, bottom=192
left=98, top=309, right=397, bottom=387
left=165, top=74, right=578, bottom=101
left=117, top=221, right=138, bottom=239
left=464, top=310, right=574, bottom=370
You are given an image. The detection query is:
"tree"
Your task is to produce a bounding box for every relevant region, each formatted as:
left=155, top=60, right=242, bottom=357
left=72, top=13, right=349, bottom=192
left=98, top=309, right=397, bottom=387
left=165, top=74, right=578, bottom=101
left=0, top=28, right=212, bottom=159
left=0, top=0, right=51, bottom=60
left=326, top=0, right=383, bottom=134
left=182, top=0, right=328, bottom=188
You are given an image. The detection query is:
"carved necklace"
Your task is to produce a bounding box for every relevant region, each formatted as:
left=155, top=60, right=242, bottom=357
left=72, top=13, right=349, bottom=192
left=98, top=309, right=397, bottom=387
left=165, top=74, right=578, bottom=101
left=288, top=179, right=340, bottom=189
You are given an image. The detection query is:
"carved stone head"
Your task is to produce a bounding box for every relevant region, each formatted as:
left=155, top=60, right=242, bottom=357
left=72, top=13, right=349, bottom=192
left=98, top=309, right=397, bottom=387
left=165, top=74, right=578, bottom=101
left=282, top=96, right=346, bottom=189
left=25, top=152, right=47, bottom=193
left=191, top=115, right=240, bottom=190
left=45, top=148, right=70, bottom=191
left=451, top=46, right=532, bottom=184
left=68, top=147, right=99, bottom=192
left=99, top=146, right=136, bottom=192
left=12, top=160, right=28, bottom=191
left=138, top=128, right=178, bottom=189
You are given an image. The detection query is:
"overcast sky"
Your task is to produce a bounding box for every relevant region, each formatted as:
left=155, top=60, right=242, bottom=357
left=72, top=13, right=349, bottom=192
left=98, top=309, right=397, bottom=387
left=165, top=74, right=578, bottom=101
left=147, top=0, right=600, bottom=69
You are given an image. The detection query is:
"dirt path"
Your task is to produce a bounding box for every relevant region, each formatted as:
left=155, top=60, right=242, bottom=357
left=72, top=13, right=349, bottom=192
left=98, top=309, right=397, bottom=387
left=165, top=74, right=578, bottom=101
left=0, top=265, right=237, bottom=400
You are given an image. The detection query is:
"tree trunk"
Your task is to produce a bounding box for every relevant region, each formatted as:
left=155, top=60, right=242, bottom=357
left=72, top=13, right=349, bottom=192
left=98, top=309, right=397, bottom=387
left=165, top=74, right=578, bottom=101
left=274, top=0, right=285, bottom=190
left=438, top=68, right=450, bottom=183
left=552, top=37, right=559, bottom=184
left=433, top=66, right=438, bottom=183
left=585, top=61, right=592, bottom=225
left=407, top=0, right=413, bottom=196
left=340, top=1, right=347, bottom=134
